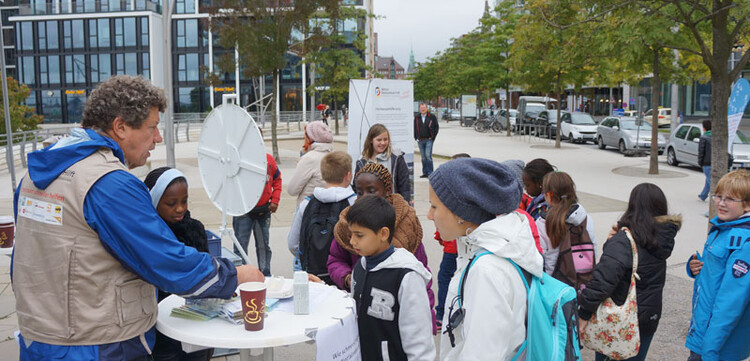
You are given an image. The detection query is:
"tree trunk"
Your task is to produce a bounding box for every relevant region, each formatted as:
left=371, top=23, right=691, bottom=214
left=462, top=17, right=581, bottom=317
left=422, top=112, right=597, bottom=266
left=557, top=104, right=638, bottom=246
left=649, top=49, right=659, bottom=175
left=310, top=64, right=316, bottom=122
left=271, top=69, right=279, bottom=163
left=709, top=71, right=731, bottom=219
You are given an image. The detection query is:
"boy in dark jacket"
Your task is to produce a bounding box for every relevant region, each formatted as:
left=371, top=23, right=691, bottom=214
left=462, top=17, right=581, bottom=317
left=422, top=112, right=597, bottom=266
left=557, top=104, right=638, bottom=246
left=349, top=195, right=435, bottom=361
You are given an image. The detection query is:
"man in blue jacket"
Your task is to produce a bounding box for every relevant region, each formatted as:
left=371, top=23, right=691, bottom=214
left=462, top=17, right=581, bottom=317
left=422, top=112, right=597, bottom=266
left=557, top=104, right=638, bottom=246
left=12, top=75, right=264, bottom=361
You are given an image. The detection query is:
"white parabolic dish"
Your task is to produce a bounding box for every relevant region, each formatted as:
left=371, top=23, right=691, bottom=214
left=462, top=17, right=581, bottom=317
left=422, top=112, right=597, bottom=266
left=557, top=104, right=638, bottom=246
left=197, top=104, right=267, bottom=216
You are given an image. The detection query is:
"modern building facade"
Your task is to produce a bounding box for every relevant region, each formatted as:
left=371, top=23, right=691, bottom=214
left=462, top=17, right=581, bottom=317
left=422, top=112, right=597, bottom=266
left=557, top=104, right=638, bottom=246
left=10, top=0, right=367, bottom=123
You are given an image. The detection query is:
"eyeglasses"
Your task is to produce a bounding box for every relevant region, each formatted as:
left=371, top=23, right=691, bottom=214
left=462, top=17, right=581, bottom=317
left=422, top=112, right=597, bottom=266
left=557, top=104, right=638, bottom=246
left=710, top=195, right=745, bottom=204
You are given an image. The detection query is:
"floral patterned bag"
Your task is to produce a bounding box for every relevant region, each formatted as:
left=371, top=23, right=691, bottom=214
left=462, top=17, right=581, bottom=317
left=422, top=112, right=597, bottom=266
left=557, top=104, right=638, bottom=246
left=582, top=227, right=641, bottom=360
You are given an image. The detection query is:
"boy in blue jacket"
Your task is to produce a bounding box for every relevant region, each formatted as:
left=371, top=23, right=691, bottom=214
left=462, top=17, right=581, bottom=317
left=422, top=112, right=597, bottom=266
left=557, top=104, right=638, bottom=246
left=686, top=170, right=750, bottom=361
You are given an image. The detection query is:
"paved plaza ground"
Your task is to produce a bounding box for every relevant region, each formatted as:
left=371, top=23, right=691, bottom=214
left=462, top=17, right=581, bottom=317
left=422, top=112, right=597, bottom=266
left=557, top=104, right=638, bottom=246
left=0, top=119, right=728, bottom=360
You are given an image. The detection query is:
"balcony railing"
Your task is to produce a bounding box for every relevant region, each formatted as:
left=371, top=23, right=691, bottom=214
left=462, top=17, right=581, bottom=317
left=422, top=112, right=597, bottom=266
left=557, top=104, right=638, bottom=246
left=17, top=0, right=160, bottom=16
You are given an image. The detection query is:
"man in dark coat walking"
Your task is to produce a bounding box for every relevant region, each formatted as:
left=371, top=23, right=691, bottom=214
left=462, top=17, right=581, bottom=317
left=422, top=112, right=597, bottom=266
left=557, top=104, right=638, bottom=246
left=414, top=103, right=439, bottom=178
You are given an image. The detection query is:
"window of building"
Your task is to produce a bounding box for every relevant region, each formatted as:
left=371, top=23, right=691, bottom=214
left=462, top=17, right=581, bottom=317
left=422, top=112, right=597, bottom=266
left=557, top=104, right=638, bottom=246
left=99, top=19, right=110, bottom=48
left=176, top=19, right=198, bottom=48
left=91, top=53, right=111, bottom=83
left=39, top=56, right=60, bottom=85
left=177, top=53, right=199, bottom=81
left=176, top=0, right=195, bottom=14
left=38, top=22, right=47, bottom=50
left=65, top=54, right=86, bottom=84
left=66, top=92, right=86, bottom=123
left=41, top=90, right=62, bottom=123
left=142, top=53, right=150, bottom=80
left=19, top=22, right=33, bottom=51
left=4, top=49, right=15, bottom=66
left=177, top=87, right=200, bottom=112
left=20, top=56, right=35, bottom=85
left=25, top=92, right=37, bottom=109
left=62, top=20, right=84, bottom=49
left=125, top=52, right=137, bottom=75
left=88, top=19, right=98, bottom=48
left=141, top=17, right=149, bottom=47
left=124, top=18, right=136, bottom=47
left=46, top=21, right=58, bottom=50
left=114, top=18, right=123, bottom=47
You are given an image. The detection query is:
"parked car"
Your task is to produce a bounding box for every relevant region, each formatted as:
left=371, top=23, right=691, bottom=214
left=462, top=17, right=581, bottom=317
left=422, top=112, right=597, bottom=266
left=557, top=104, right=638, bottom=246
left=666, top=123, right=750, bottom=168
left=534, top=110, right=562, bottom=139
left=517, top=96, right=557, bottom=133
left=497, top=109, right=518, bottom=128
left=596, top=116, right=666, bottom=154
left=643, top=108, right=672, bottom=128
left=446, top=109, right=461, bottom=121
left=560, top=112, right=598, bottom=143
left=623, top=110, right=638, bottom=117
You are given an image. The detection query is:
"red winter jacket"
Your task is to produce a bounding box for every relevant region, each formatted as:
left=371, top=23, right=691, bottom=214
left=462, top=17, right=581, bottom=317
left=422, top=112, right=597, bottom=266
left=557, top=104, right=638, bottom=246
left=255, top=153, right=282, bottom=207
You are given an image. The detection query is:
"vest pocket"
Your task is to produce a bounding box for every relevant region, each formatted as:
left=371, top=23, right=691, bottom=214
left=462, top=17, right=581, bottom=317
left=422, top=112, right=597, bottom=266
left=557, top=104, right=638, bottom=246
left=115, top=278, right=156, bottom=326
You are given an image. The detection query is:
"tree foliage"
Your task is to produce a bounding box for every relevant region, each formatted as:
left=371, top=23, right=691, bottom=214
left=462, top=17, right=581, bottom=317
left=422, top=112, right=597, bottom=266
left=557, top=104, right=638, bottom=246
left=0, top=77, right=43, bottom=134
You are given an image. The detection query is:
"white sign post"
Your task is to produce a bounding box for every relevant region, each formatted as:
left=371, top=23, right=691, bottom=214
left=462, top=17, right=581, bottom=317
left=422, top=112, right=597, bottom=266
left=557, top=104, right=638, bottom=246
left=348, top=79, right=415, bottom=197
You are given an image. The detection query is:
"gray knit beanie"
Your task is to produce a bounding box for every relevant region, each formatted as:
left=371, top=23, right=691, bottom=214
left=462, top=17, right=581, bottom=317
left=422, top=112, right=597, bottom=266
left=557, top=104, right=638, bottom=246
left=501, top=159, right=525, bottom=182
left=429, top=158, right=522, bottom=224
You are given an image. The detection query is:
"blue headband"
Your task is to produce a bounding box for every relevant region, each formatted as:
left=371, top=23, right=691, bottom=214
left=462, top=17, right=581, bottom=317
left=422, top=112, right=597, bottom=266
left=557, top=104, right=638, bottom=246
left=149, top=168, right=187, bottom=209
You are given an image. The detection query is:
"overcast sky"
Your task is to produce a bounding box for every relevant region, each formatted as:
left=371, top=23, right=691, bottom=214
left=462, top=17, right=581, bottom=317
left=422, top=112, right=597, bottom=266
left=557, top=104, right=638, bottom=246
left=373, top=0, right=487, bottom=68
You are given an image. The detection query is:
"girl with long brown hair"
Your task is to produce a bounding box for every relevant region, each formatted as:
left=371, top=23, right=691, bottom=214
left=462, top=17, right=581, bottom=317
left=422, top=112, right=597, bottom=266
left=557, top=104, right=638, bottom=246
left=537, top=171, right=597, bottom=279
left=355, top=124, right=411, bottom=202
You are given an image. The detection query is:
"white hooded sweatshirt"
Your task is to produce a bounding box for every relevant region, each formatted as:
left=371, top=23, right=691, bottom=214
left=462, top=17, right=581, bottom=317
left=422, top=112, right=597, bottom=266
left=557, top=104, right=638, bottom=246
left=287, top=185, right=356, bottom=256
left=440, top=212, right=544, bottom=361
left=355, top=248, right=436, bottom=361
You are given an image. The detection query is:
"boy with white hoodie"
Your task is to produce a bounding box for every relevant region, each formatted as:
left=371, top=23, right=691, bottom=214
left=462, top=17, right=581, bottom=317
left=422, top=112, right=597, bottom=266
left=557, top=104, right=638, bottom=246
left=348, top=195, right=435, bottom=361
left=427, top=158, right=544, bottom=361
left=288, top=151, right=356, bottom=283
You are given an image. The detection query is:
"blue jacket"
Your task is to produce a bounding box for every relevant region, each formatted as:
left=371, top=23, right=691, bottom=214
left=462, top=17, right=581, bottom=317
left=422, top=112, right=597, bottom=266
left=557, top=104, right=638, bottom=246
left=685, top=215, right=750, bottom=361
left=13, top=128, right=239, bottom=361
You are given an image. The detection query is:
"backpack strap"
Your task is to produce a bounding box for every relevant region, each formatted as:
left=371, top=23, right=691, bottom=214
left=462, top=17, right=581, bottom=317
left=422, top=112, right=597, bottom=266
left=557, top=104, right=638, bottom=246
left=508, top=259, right=531, bottom=361
left=457, top=250, right=492, bottom=308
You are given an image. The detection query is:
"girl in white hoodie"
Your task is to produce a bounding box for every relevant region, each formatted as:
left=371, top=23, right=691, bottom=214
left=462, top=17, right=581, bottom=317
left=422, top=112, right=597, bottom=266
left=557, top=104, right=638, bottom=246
left=427, top=158, right=544, bottom=361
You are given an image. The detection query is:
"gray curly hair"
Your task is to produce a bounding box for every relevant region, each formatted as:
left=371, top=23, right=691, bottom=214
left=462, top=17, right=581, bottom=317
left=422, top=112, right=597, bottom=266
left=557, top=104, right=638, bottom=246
left=82, top=75, right=167, bottom=131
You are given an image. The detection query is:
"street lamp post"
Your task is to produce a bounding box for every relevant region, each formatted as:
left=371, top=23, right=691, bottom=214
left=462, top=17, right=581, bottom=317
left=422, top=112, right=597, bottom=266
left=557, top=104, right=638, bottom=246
left=0, top=3, right=17, bottom=192
left=162, top=0, right=176, bottom=168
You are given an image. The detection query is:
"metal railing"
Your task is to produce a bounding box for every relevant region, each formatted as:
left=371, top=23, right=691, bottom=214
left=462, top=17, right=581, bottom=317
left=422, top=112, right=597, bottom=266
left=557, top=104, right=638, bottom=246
left=18, top=0, right=160, bottom=15
left=0, top=110, right=336, bottom=172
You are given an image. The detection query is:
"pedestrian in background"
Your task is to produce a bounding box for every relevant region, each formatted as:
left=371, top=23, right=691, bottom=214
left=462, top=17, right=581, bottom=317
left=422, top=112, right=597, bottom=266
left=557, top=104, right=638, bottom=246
left=698, top=119, right=712, bottom=202
left=414, top=103, right=439, bottom=178
left=522, top=158, right=556, bottom=220
left=288, top=121, right=334, bottom=205
left=233, top=129, right=281, bottom=276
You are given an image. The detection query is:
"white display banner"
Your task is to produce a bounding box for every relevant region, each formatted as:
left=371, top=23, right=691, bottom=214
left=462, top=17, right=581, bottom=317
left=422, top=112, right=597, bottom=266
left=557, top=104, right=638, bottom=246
left=728, top=78, right=750, bottom=152
left=316, top=309, right=361, bottom=361
left=348, top=79, right=415, bottom=196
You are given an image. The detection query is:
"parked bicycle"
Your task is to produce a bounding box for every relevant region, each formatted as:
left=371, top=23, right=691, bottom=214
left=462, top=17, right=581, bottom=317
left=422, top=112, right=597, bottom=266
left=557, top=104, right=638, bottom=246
left=473, top=115, right=505, bottom=133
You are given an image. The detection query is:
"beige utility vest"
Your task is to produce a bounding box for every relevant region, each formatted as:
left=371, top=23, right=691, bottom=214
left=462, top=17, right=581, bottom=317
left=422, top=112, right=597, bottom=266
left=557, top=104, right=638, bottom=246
left=13, top=148, right=157, bottom=345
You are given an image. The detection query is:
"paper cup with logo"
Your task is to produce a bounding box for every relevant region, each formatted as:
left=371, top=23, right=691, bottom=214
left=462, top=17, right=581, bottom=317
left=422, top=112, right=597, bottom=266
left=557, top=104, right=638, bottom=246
left=0, top=216, right=14, bottom=248
left=239, top=282, right=267, bottom=331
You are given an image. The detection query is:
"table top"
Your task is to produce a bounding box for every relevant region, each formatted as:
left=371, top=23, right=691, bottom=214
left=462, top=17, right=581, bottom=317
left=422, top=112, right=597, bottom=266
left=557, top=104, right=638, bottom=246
left=156, top=282, right=355, bottom=349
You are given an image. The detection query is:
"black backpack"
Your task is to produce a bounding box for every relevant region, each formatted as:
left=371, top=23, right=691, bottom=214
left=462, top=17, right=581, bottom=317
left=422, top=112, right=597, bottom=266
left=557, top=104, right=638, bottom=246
left=299, top=195, right=352, bottom=284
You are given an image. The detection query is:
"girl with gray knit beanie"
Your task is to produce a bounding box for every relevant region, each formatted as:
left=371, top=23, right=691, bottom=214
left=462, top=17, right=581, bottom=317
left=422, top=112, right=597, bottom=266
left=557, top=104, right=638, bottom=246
left=427, top=158, right=544, bottom=361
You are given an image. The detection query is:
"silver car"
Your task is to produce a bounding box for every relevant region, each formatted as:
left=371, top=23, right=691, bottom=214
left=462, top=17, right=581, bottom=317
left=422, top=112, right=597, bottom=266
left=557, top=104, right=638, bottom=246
left=666, top=123, right=750, bottom=168
left=596, top=116, right=666, bottom=154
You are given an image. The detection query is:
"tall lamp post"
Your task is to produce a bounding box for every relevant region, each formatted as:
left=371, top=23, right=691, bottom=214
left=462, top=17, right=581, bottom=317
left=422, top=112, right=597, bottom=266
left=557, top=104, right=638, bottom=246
left=163, top=0, right=176, bottom=167
left=0, top=1, right=17, bottom=192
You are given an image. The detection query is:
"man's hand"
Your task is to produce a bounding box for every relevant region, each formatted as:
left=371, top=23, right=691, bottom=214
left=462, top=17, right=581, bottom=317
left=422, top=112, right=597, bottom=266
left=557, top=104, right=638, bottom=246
left=269, top=202, right=278, bottom=213
left=689, top=253, right=704, bottom=276
left=236, top=265, right=265, bottom=284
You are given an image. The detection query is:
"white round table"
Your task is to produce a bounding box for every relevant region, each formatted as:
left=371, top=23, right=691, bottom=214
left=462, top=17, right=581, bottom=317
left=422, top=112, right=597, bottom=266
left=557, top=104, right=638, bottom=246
left=156, top=282, right=354, bottom=361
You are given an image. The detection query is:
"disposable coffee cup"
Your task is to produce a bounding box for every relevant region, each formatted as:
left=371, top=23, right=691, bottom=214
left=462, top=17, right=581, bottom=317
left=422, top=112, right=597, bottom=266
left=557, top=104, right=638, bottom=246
left=0, top=217, right=14, bottom=248
left=238, top=282, right=267, bottom=331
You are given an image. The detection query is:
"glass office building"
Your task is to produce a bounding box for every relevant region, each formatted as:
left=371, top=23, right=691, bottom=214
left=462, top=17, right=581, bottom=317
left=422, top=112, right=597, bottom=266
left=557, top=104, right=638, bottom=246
left=10, top=0, right=365, bottom=123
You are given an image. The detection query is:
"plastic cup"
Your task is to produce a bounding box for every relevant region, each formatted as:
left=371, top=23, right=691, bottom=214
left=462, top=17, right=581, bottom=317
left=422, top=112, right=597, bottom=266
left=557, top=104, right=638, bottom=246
left=0, top=217, right=14, bottom=248
left=238, top=282, right=266, bottom=331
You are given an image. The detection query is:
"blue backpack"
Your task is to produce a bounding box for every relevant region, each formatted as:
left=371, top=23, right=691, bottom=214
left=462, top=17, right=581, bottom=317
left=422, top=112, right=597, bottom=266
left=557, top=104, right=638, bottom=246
left=508, top=259, right=581, bottom=361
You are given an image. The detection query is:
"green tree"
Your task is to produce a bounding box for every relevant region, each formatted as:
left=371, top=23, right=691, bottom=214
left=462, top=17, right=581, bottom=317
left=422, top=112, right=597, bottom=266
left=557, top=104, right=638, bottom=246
left=306, top=4, right=369, bottom=135
left=511, top=0, right=596, bottom=147
left=0, top=77, right=43, bottom=135
left=636, top=0, right=750, bottom=204
left=208, top=0, right=321, bottom=162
